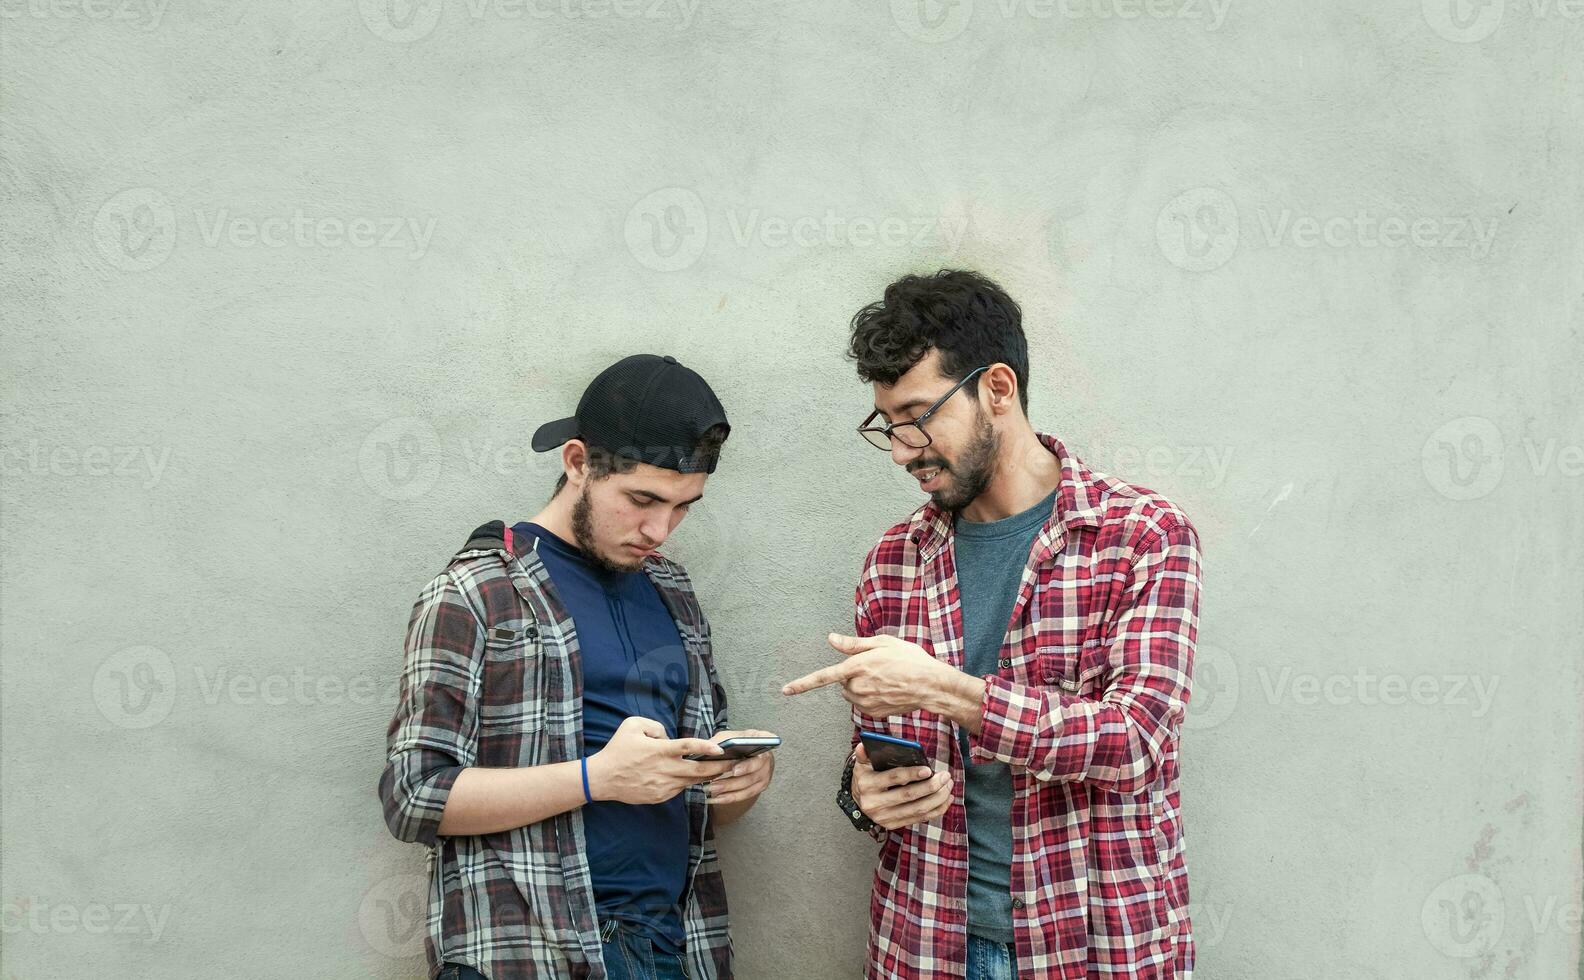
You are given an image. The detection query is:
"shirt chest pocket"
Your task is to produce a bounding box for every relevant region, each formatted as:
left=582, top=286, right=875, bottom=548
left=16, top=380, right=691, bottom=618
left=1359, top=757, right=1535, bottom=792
left=477, top=621, right=547, bottom=735
left=1036, top=637, right=1108, bottom=696
left=1032, top=578, right=1109, bottom=696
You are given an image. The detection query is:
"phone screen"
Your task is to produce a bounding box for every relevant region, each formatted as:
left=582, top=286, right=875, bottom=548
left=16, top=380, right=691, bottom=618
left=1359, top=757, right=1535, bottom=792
left=684, top=736, right=781, bottom=762
left=860, top=732, right=931, bottom=773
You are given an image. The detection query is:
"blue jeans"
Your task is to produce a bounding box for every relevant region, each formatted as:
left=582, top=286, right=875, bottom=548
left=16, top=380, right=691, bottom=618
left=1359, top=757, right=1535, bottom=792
left=600, top=918, right=690, bottom=980
left=966, top=934, right=1014, bottom=980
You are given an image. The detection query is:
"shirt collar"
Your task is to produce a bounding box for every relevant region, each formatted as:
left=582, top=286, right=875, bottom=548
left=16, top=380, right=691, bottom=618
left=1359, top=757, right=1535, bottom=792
left=907, top=433, right=1105, bottom=564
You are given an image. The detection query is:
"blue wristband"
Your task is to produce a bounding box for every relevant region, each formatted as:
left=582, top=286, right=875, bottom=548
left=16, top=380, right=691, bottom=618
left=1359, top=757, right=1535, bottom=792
left=581, top=756, right=593, bottom=805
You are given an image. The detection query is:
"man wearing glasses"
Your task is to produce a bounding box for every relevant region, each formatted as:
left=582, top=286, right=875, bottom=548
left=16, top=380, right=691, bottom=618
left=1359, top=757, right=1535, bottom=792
left=784, top=270, right=1203, bottom=979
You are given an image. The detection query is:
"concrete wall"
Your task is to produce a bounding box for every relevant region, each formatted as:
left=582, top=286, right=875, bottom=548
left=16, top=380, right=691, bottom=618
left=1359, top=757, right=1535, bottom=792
left=2, top=1, right=1581, bottom=977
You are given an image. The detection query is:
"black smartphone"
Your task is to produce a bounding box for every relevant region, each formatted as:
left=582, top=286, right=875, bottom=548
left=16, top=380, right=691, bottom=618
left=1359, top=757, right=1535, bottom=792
left=859, top=731, right=931, bottom=773
left=684, top=735, right=781, bottom=762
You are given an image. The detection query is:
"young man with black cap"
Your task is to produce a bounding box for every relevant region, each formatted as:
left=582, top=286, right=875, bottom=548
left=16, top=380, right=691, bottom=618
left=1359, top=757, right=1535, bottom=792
left=380, top=354, right=774, bottom=980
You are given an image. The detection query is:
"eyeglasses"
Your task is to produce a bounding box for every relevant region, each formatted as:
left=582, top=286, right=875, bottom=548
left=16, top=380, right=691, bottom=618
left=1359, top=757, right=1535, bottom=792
left=857, top=366, right=989, bottom=451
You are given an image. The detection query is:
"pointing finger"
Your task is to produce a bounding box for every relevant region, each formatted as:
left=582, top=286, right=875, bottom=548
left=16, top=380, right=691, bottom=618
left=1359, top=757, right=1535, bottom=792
left=781, top=661, right=855, bottom=696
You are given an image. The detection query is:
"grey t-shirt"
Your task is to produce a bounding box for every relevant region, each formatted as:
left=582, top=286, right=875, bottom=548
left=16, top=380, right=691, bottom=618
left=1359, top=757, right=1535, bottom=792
left=952, top=490, right=1055, bottom=944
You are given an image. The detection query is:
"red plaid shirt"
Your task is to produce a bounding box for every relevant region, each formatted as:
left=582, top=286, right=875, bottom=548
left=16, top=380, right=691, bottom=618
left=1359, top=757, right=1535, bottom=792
left=851, top=435, right=1201, bottom=979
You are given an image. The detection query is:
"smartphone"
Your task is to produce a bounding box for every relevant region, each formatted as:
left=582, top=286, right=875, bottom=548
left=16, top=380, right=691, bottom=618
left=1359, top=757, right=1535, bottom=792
left=859, top=731, right=931, bottom=773
left=684, top=735, right=781, bottom=762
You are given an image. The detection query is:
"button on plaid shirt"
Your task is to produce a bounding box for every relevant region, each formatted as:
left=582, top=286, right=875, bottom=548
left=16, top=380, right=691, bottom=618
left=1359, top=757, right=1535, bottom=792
left=851, top=435, right=1202, bottom=979
left=379, top=521, right=733, bottom=979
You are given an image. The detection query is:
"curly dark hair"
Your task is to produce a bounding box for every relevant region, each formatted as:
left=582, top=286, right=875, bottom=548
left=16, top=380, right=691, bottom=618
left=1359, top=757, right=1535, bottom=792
left=847, top=269, right=1029, bottom=413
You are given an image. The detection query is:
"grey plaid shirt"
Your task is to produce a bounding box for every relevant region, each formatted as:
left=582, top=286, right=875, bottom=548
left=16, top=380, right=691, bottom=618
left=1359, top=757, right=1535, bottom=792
left=379, top=520, right=734, bottom=979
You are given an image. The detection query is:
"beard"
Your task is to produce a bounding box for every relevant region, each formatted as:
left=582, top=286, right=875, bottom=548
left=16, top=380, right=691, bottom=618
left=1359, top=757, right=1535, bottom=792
left=913, top=407, right=999, bottom=513
left=571, top=483, right=646, bottom=574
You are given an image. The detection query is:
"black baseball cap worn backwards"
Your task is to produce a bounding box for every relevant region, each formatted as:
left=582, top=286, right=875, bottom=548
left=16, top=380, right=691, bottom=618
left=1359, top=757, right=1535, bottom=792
left=531, top=354, right=730, bottom=474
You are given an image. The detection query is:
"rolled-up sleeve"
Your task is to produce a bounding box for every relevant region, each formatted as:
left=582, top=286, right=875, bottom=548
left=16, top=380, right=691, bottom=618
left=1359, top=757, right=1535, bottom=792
left=970, top=517, right=1201, bottom=794
left=378, top=571, right=482, bottom=846
left=847, top=573, right=887, bottom=751
left=844, top=581, right=892, bottom=842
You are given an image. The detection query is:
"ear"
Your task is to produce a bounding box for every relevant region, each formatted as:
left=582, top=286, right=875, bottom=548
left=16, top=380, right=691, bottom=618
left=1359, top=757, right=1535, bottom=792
left=980, top=364, right=1020, bottom=417
left=560, top=440, right=589, bottom=488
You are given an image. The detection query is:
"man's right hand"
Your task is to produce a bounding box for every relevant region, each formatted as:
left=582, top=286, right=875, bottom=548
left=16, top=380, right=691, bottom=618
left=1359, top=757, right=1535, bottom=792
left=850, top=744, right=954, bottom=830
left=588, top=716, right=737, bottom=806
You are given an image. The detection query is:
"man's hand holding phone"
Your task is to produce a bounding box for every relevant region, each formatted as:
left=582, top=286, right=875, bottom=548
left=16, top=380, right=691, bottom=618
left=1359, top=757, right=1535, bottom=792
left=587, top=716, right=737, bottom=805
left=850, top=744, right=954, bottom=831
left=701, top=729, right=777, bottom=806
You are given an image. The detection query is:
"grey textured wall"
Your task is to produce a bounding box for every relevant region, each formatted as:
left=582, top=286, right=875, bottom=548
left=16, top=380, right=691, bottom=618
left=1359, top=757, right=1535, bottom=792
left=3, top=1, right=1582, bottom=977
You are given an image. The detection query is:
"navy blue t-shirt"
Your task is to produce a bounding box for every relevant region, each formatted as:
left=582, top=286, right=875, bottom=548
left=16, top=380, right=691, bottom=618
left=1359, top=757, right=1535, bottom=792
left=514, top=522, right=690, bottom=954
